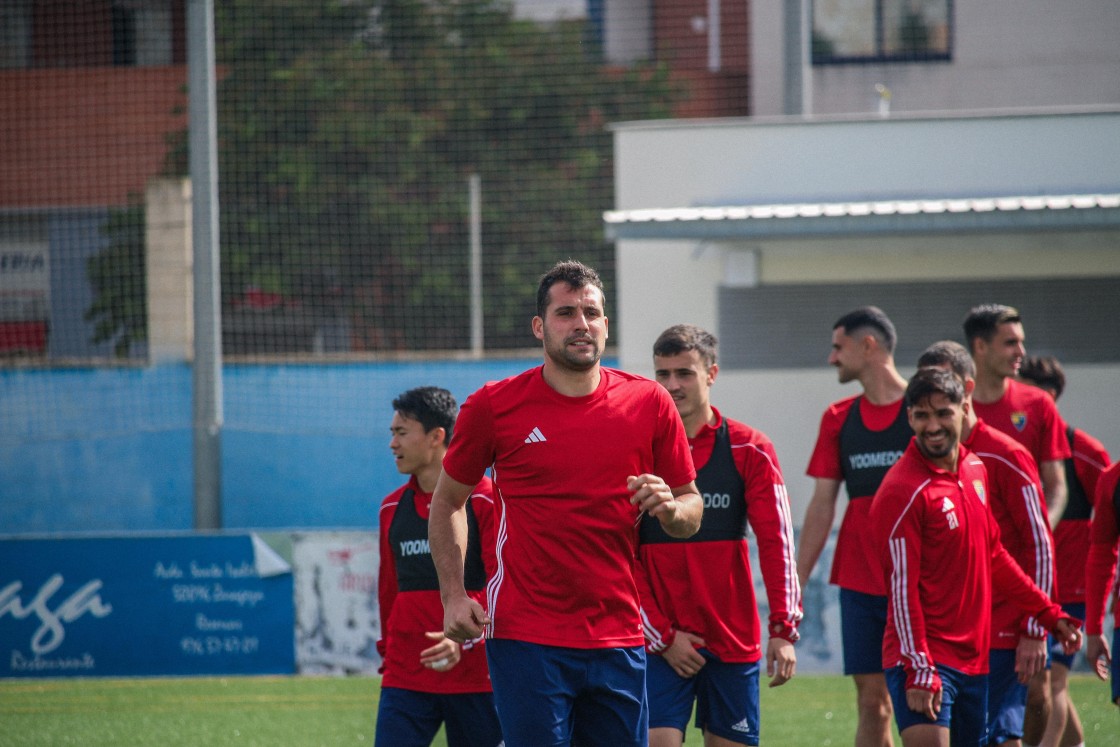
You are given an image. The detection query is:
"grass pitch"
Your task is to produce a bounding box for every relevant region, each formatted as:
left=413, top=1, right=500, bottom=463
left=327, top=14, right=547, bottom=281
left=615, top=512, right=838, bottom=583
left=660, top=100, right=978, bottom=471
left=1, top=674, right=1116, bottom=745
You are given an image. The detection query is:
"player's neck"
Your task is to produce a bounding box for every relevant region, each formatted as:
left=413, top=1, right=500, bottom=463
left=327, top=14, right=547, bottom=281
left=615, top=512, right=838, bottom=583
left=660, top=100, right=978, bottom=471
left=413, top=460, right=443, bottom=494
left=542, top=361, right=601, bottom=398
left=860, top=362, right=907, bottom=406
left=682, top=405, right=716, bottom=439
left=972, top=371, right=1008, bottom=404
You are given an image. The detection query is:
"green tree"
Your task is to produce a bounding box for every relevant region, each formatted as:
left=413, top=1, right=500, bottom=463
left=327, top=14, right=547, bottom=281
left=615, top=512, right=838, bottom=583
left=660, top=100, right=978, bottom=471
left=86, top=200, right=147, bottom=358
left=213, top=0, right=677, bottom=351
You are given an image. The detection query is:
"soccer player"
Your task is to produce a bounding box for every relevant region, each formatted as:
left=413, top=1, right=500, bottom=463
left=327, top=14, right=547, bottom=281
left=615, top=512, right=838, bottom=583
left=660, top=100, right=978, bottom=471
left=963, top=304, right=1072, bottom=744
left=799, top=306, right=910, bottom=747
left=869, top=367, right=1082, bottom=747
left=428, top=260, right=703, bottom=747
left=375, top=386, right=503, bottom=747
left=1085, top=460, right=1120, bottom=708
left=1018, top=355, right=1111, bottom=747
left=917, top=342, right=1055, bottom=747
left=639, top=324, right=801, bottom=747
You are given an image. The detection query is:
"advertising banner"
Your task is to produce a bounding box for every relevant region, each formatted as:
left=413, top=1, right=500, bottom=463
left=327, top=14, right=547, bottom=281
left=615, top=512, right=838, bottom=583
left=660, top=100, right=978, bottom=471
left=0, top=534, right=295, bottom=677
left=292, top=532, right=380, bottom=675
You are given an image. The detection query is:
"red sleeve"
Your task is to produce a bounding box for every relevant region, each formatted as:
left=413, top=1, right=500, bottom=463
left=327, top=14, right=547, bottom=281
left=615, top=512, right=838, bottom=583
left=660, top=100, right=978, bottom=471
left=741, top=435, right=802, bottom=641
left=652, top=384, right=697, bottom=489
left=376, top=496, right=400, bottom=670
left=878, top=481, right=941, bottom=694
left=994, top=452, right=1055, bottom=639
left=442, top=387, right=495, bottom=487
left=988, top=510, right=1063, bottom=632
left=1039, top=396, right=1072, bottom=462
left=1086, top=464, right=1120, bottom=635
left=468, top=477, right=499, bottom=585
left=1072, top=430, right=1111, bottom=504
left=806, top=398, right=853, bottom=480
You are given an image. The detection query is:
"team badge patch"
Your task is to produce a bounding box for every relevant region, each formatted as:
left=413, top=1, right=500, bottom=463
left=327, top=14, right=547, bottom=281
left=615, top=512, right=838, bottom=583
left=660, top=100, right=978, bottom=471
left=972, top=480, right=986, bottom=504
left=1010, top=411, right=1028, bottom=432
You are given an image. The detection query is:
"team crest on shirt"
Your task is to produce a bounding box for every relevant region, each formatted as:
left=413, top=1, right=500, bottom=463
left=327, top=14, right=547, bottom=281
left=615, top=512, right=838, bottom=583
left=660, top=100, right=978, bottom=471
left=1010, top=411, right=1028, bottom=432
left=972, top=480, right=986, bottom=504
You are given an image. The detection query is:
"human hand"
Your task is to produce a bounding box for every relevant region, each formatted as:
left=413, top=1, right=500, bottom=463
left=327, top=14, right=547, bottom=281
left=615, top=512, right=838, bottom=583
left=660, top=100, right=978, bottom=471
left=1014, top=635, right=1047, bottom=684
left=1086, top=633, right=1111, bottom=681
left=906, top=686, right=941, bottom=721
left=766, top=637, right=796, bottom=687
left=420, top=631, right=461, bottom=672
left=628, top=474, right=677, bottom=520
left=1052, top=617, right=1083, bottom=656
left=442, top=594, right=490, bottom=644
left=662, top=630, right=707, bottom=678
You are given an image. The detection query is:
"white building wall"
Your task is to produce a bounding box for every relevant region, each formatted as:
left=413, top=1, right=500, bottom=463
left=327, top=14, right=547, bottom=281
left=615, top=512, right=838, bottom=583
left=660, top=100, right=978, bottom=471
left=612, top=111, right=1120, bottom=523
left=752, top=1, right=1120, bottom=117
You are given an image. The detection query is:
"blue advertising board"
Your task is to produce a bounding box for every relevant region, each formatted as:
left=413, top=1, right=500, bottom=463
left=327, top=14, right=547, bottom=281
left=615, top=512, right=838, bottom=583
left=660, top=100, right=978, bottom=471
left=0, top=534, right=295, bottom=677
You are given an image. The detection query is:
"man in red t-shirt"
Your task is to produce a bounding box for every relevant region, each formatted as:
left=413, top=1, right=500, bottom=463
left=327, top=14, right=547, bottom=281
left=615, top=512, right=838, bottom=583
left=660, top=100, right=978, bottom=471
left=1018, top=355, right=1112, bottom=746
left=375, top=386, right=502, bottom=747
left=639, top=324, right=801, bottom=747
left=963, top=304, right=1073, bottom=745
left=869, top=368, right=1081, bottom=747
left=429, top=261, right=703, bottom=747
left=799, top=306, right=910, bottom=747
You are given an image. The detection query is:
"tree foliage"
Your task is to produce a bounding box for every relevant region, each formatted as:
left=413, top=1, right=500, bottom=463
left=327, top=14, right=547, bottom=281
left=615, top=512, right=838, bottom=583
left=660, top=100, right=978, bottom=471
left=214, top=0, right=677, bottom=351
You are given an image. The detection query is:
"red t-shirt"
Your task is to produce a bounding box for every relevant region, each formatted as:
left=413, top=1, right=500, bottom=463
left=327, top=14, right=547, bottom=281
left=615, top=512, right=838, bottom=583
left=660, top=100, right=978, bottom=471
left=871, top=442, right=1063, bottom=693
left=806, top=395, right=908, bottom=595
left=377, top=475, right=496, bottom=693
left=964, top=420, right=1054, bottom=647
left=972, top=379, right=1070, bottom=465
left=637, top=409, right=801, bottom=663
left=443, top=366, right=696, bottom=649
left=1086, top=461, right=1120, bottom=635
left=1053, top=428, right=1110, bottom=603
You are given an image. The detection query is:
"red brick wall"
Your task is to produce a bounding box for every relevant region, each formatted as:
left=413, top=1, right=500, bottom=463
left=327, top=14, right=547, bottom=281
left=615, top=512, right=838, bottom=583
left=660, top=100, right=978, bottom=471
left=0, top=67, right=188, bottom=207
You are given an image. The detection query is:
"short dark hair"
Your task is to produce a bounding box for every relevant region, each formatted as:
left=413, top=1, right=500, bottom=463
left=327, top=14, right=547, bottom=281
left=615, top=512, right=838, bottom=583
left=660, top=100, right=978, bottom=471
left=833, top=306, right=897, bottom=354
left=962, top=304, right=1021, bottom=350
left=392, top=386, right=458, bottom=445
left=906, top=366, right=965, bottom=408
left=917, top=340, right=975, bottom=383
left=1019, top=355, right=1066, bottom=400
left=652, top=324, right=719, bottom=368
left=536, top=260, right=604, bottom=319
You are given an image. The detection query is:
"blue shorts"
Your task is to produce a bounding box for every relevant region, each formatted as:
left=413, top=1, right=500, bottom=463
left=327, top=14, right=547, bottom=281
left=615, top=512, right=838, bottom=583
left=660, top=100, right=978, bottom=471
left=886, top=664, right=987, bottom=745
left=374, top=687, right=503, bottom=747
left=486, top=639, right=648, bottom=747
left=840, top=588, right=889, bottom=676
left=986, top=649, right=1026, bottom=744
left=1113, top=627, right=1120, bottom=705
left=1049, top=602, right=1084, bottom=669
left=646, top=648, right=760, bottom=746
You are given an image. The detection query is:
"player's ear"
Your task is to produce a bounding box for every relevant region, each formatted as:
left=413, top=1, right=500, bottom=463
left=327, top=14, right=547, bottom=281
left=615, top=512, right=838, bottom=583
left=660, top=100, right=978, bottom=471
left=531, top=315, right=544, bottom=340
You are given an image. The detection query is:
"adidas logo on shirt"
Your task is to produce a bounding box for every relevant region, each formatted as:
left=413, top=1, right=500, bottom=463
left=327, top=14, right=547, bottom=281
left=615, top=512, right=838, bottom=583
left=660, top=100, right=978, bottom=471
left=941, top=497, right=955, bottom=513
left=524, top=427, right=547, bottom=444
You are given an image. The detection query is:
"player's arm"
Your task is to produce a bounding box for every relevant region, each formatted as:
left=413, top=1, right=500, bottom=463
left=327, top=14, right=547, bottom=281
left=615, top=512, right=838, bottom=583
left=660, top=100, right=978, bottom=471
left=1039, top=459, right=1068, bottom=531
left=629, top=475, right=702, bottom=538
left=375, top=504, right=398, bottom=670
left=743, top=444, right=801, bottom=686
left=796, top=478, right=840, bottom=588
left=878, top=490, right=942, bottom=704
left=429, top=470, right=491, bottom=642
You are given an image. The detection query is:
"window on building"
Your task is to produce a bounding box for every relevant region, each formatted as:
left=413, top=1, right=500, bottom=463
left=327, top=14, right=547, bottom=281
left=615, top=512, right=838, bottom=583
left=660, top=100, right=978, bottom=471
left=812, top=0, right=952, bottom=64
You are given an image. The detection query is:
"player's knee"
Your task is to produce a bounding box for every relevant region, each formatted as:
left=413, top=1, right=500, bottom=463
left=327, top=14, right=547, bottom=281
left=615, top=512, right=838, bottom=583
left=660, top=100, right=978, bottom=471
left=1025, top=683, right=1051, bottom=713
left=857, top=689, right=892, bottom=720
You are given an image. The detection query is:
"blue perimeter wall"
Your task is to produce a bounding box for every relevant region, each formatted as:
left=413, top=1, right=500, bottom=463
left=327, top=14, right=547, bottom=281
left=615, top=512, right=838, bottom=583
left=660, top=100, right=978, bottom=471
left=1, top=357, right=599, bottom=534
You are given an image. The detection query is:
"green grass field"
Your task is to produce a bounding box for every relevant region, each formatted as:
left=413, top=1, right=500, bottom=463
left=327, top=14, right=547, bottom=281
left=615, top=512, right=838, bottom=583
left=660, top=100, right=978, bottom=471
left=1, top=674, right=1117, bottom=746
